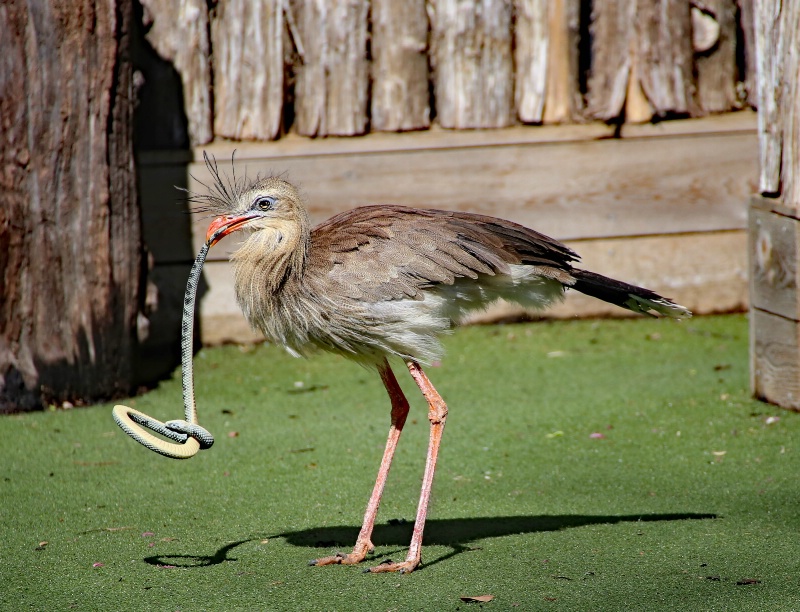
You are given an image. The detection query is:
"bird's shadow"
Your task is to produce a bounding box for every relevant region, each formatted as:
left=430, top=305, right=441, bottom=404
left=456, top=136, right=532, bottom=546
left=144, top=512, right=717, bottom=570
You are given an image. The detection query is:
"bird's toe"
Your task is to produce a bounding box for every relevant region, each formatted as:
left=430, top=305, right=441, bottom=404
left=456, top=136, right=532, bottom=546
left=311, top=547, right=371, bottom=567
left=366, top=559, right=419, bottom=574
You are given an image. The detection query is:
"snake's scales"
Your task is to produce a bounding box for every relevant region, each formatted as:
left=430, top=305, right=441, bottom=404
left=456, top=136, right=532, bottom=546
left=112, top=239, right=216, bottom=459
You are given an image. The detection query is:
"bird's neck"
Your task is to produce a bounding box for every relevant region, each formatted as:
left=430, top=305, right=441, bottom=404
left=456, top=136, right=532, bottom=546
left=232, top=217, right=310, bottom=299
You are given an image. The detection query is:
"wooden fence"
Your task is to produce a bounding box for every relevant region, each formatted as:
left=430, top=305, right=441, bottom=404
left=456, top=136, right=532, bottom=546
left=131, top=0, right=759, bottom=352
left=136, top=0, right=755, bottom=147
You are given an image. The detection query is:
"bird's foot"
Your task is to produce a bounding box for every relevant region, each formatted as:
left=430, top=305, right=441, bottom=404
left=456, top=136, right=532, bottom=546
left=364, top=557, right=420, bottom=574
left=309, top=540, right=374, bottom=567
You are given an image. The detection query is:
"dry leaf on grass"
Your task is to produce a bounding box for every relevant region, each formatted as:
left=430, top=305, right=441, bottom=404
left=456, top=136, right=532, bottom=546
left=459, top=594, right=494, bottom=603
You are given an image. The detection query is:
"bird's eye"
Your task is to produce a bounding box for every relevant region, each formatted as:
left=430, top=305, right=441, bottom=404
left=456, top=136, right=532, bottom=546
left=253, top=195, right=276, bottom=211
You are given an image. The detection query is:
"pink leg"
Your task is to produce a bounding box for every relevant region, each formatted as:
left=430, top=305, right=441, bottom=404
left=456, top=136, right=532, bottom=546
left=369, top=361, right=448, bottom=574
left=311, top=358, right=410, bottom=567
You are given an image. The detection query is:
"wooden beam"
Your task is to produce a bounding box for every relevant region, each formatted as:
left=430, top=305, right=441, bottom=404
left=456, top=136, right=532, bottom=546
left=750, top=2, right=800, bottom=411
left=750, top=309, right=800, bottom=410
left=749, top=198, right=800, bottom=410
left=182, top=117, right=757, bottom=262
left=749, top=202, right=800, bottom=321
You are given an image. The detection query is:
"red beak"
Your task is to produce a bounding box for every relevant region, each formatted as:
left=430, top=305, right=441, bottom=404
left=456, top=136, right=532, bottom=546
left=206, top=213, right=257, bottom=246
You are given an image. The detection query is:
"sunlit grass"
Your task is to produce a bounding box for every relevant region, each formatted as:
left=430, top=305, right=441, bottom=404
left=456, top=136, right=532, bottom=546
left=2, top=314, right=798, bottom=610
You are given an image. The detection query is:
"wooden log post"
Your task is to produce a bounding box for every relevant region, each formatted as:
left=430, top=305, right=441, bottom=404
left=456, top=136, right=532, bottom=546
left=587, top=0, right=696, bottom=122
left=514, top=0, right=582, bottom=125
left=514, top=0, right=549, bottom=123
left=211, top=0, right=284, bottom=141
left=431, top=0, right=514, bottom=129
left=289, top=0, right=369, bottom=137
left=371, top=0, right=430, bottom=132
left=695, top=0, right=739, bottom=114
left=541, top=0, right=582, bottom=124
left=0, top=0, right=143, bottom=411
left=737, top=0, right=758, bottom=108
left=139, top=0, right=213, bottom=145
left=749, top=1, right=800, bottom=410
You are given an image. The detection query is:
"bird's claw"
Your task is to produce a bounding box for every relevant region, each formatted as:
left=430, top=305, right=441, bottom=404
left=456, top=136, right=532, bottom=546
left=309, top=552, right=360, bottom=566
left=310, top=541, right=374, bottom=567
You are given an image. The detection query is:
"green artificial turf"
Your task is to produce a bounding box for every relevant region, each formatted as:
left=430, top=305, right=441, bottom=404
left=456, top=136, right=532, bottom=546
left=2, top=314, right=799, bottom=611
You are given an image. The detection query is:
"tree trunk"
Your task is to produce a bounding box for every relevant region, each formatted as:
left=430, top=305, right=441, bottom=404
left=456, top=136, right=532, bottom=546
left=0, top=0, right=142, bottom=412
left=211, top=0, right=284, bottom=141
left=431, top=0, right=514, bottom=129
left=370, top=0, right=431, bottom=132
left=290, top=0, right=369, bottom=137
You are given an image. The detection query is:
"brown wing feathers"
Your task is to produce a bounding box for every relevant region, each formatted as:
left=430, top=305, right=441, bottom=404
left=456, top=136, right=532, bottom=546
left=311, top=206, right=578, bottom=296
left=307, top=204, right=689, bottom=319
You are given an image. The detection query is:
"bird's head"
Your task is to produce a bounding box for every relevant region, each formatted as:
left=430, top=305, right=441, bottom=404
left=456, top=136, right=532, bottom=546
left=205, top=176, right=308, bottom=247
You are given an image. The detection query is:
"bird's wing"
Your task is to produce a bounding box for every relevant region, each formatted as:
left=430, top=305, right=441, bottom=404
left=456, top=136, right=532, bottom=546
left=307, top=205, right=580, bottom=302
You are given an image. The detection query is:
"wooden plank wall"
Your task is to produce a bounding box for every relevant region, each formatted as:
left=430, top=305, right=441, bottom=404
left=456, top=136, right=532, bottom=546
left=749, top=1, right=800, bottom=411
left=135, top=0, right=755, bottom=147
left=138, top=113, right=757, bottom=346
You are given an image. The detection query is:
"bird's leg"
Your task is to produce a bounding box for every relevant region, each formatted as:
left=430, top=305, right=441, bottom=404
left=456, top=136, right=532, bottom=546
left=310, top=358, right=410, bottom=567
left=368, top=361, right=448, bottom=574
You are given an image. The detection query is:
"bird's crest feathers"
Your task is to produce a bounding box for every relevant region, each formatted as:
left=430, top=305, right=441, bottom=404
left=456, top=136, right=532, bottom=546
left=184, top=151, right=297, bottom=216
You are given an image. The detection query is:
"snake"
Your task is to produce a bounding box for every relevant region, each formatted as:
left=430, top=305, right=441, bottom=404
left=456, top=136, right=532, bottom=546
left=112, top=237, right=217, bottom=459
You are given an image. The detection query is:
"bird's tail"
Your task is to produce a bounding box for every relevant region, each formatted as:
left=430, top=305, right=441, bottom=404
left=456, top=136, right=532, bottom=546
left=570, top=270, right=691, bottom=319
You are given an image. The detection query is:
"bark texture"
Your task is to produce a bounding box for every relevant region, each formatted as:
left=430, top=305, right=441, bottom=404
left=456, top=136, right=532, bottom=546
left=0, top=0, right=142, bottom=411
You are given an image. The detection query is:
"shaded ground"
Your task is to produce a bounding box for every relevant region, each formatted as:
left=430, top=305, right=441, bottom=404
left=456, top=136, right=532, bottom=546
left=2, top=315, right=798, bottom=610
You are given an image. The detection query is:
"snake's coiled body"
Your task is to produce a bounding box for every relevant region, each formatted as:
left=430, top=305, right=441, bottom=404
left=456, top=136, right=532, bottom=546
left=112, top=240, right=215, bottom=459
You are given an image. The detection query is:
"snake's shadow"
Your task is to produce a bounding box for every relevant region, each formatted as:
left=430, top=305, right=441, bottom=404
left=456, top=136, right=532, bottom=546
left=144, top=512, right=716, bottom=570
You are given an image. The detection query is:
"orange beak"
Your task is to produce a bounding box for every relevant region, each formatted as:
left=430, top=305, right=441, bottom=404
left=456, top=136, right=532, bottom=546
left=206, top=213, right=258, bottom=246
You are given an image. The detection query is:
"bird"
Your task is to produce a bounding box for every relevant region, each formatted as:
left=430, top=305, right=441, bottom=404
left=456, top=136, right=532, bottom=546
left=195, top=157, right=691, bottom=574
